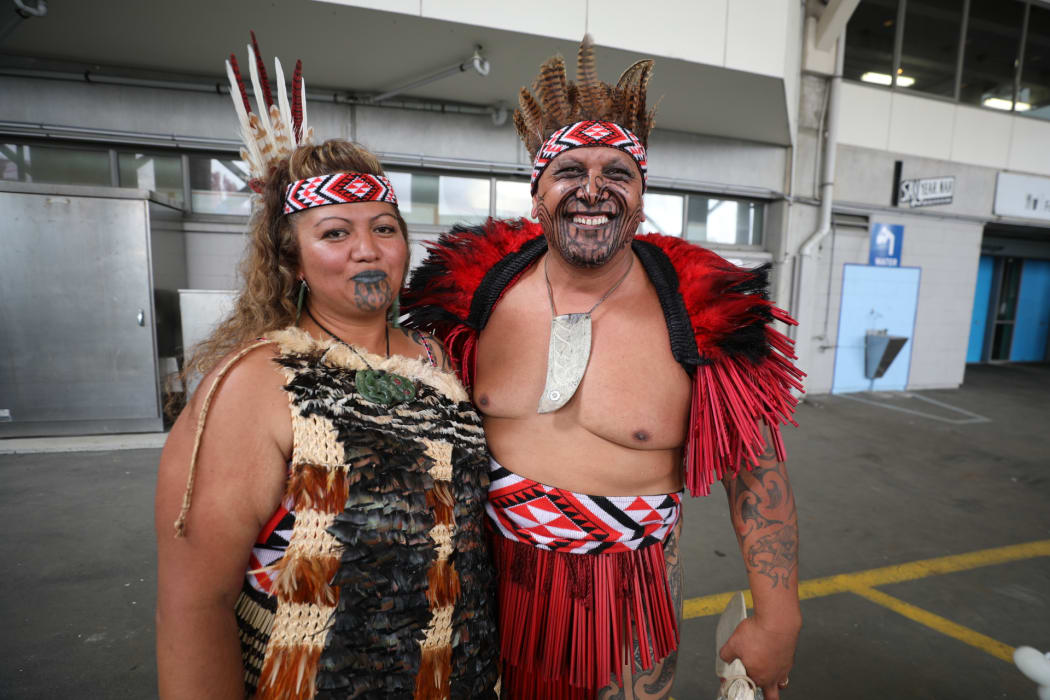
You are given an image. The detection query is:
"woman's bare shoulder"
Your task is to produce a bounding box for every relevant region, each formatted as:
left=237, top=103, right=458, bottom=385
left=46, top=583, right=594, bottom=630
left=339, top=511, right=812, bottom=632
left=158, top=341, right=290, bottom=535
left=395, top=326, right=454, bottom=372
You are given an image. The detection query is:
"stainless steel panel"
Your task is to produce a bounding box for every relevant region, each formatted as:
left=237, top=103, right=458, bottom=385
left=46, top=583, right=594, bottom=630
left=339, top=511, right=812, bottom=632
left=0, top=191, right=160, bottom=430
left=178, top=289, right=236, bottom=396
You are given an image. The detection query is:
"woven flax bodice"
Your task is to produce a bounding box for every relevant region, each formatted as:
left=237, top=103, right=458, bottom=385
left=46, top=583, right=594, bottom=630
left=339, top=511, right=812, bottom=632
left=236, top=327, right=498, bottom=700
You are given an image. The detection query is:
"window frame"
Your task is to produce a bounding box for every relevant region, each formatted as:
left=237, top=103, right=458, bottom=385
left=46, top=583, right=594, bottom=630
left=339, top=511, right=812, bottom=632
left=845, top=0, right=1049, bottom=120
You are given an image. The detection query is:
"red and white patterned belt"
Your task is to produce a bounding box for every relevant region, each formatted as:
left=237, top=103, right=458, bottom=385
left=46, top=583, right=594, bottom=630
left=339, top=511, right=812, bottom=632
left=485, top=458, right=682, bottom=555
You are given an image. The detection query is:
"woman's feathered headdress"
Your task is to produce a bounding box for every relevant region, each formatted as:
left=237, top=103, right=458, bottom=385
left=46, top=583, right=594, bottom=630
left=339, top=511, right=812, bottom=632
left=514, top=35, right=657, bottom=158
left=225, top=32, right=313, bottom=192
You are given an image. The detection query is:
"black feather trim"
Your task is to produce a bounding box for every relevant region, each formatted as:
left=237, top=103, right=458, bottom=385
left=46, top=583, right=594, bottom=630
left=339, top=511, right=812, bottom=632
left=632, top=240, right=702, bottom=368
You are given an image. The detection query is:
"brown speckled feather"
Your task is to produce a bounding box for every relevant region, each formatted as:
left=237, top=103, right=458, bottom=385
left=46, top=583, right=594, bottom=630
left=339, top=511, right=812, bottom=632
left=536, top=55, right=570, bottom=129
left=511, top=35, right=658, bottom=155
left=576, top=34, right=601, bottom=118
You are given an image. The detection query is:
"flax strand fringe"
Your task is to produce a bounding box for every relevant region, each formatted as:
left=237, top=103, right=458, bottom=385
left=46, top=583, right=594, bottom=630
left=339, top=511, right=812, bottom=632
left=173, top=339, right=274, bottom=537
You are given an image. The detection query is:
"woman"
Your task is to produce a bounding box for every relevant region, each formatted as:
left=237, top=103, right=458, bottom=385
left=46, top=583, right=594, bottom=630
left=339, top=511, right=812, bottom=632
left=155, top=45, right=498, bottom=700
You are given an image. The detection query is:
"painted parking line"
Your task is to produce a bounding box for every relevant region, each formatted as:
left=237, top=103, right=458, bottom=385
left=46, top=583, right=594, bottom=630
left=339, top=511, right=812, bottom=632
left=684, top=539, right=1050, bottom=619
left=683, top=539, right=1050, bottom=662
left=851, top=586, right=1015, bottom=662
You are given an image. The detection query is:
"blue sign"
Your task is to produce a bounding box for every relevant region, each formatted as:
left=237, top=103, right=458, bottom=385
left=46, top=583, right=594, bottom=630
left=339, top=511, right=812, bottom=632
left=870, top=223, right=903, bottom=267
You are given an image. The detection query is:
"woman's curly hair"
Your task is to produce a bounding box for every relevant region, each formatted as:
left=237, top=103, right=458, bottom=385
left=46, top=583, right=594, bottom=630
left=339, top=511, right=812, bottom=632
left=181, top=139, right=407, bottom=397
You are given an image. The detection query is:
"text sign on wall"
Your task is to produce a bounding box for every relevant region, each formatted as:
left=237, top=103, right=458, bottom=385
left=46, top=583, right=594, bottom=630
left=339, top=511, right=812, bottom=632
left=994, top=171, right=1050, bottom=222
left=898, top=176, right=954, bottom=207
left=870, top=223, right=903, bottom=267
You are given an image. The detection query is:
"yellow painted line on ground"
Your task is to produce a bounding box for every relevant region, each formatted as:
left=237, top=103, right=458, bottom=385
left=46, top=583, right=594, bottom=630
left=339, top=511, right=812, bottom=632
left=684, top=539, right=1050, bottom=619
left=851, top=586, right=1015, bottom=663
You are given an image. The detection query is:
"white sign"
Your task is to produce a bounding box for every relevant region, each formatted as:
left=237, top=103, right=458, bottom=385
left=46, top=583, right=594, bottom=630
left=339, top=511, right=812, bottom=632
left=994, top=172, right=1050, bottom=222
left=898, top=176, right=954, bottom=207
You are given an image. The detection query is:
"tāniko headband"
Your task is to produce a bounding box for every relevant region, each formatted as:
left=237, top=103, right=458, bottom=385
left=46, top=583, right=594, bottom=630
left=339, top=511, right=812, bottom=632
left=284, top=172, right=398, bottom=215
left=530, top=120, right=648, bottom=194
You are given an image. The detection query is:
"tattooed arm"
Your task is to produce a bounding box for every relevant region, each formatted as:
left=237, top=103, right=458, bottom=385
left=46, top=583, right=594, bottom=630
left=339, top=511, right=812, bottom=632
left=718, top=424, right=800, bottom=700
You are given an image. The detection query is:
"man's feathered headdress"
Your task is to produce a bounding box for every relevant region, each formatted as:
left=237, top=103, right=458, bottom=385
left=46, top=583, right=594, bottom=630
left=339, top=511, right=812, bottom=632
left=225, top=32, right=313, bottom=192
left=513, top=35, right=657, bottom=158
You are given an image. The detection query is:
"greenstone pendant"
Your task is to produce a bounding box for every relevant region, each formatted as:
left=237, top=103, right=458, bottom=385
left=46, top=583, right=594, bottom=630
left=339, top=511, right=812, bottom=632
left=355, top=369, right=417, bottom=406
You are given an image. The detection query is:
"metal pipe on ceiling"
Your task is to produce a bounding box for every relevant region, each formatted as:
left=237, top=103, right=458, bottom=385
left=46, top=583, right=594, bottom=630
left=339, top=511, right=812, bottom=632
left=0, top=0, right=47, bottom=43
left=371, top=46, right=490, bottom=103
left=0, top=62, right=508, bottom=124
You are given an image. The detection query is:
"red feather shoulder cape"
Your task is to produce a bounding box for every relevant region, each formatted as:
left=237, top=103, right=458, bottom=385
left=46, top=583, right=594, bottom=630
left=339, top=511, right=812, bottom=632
left=402, top=218, right=804, bottom=496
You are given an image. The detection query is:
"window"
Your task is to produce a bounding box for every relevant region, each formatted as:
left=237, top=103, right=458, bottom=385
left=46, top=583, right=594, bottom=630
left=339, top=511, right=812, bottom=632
left=189, top=156, right=253, bottom=216
left=495, top=179, right=532, bottom=219
left=900, top=0, right=963, bottom=97
left=845, top=0, right=900, bottom=85
left=686, top=196, right=764, bottom=246
left=0, top=143, right=110, bottom=186
left=960, top=0, right=1025, bottom=109
left=846, top=0, right=1050, bottom=115
left=639, top=192, right=684, bottom=236
left=0, top=144, right=21, bottom=181
left=387, top=171, right=489, bottom=226
left=118, top=152, right=184, bottom=207
left=1020, top=3, right=1050, bottom=119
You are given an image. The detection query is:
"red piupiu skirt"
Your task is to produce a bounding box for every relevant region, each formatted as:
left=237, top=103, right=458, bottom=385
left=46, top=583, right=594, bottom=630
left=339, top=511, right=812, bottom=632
left=485, top=459, right=682, bottom=699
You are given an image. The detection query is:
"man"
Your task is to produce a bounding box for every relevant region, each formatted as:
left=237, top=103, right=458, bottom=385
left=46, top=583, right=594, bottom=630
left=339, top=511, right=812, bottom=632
left=404, top=36, right=803, bottom=700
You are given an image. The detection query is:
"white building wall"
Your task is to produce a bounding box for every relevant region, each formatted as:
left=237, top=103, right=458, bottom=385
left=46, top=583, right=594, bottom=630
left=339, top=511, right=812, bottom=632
left=837, top=82, right=1050, bottom=179
left=330, top=0, right=795, bottom=82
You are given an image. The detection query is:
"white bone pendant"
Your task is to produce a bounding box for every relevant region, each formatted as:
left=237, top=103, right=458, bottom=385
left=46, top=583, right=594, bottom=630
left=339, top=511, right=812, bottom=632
left=537, top=313, right=592, bottom=413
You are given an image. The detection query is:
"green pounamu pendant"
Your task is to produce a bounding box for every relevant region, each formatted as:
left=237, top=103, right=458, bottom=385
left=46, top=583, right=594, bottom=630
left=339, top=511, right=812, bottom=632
left=355, top=369, right=417, bottom=405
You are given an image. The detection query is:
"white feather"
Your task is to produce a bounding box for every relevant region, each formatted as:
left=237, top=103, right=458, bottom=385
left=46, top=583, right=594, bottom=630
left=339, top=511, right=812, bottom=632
left=299, top=76, right=309, bottom=143
left=274, top=57, right=292, bottom=141
left=225, top=59, right=263, bottom=175
left=246, top=43, right=276, bottom=151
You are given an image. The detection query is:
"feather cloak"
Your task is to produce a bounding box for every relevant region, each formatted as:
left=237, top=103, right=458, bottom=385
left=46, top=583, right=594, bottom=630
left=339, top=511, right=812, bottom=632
left=402, top=218, right=804, bottom=496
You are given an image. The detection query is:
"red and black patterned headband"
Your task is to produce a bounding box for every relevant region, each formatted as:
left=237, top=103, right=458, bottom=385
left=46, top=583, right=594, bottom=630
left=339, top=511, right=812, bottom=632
left=530, top=120, right=648, bottom=194
left=284, top=172, right=398, bottom=214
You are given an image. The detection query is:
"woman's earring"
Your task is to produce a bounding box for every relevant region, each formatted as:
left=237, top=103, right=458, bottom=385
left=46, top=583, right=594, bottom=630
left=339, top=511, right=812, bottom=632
left=388, top=293, right=401, bottom=328
left=295, top=278, right=309, bottom=322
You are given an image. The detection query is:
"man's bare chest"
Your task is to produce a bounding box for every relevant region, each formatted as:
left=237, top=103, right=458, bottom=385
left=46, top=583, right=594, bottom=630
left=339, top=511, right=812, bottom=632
left=474, top=275, right=692, bottom=449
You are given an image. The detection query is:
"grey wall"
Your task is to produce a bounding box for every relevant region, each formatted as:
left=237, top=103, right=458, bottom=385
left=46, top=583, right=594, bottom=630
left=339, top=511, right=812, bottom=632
left=797, top=206, right=983, bottom=394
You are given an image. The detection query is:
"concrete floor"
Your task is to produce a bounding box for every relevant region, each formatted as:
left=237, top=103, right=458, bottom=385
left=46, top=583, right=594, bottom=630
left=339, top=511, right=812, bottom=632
left=1, top=363, right=1048, bottom=699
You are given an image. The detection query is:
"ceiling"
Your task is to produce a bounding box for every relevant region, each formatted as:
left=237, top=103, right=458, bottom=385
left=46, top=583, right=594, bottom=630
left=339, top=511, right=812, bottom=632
left=0, top=0, right=791, bottom=145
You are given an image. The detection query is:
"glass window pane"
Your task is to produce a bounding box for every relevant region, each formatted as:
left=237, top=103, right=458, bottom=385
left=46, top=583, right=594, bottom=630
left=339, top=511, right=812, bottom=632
left=900, top=0, right=963, bottom=97
left=438, top=175, right=489, bottom=226
left=960, top=0, right=1025, bottom=110
left=386, top=171, right=489, bottom=226
left=0, top=144, right=24, bottom=181
left=845, top=0, right=900, bottom=85
left=686, top=196, right=764, bottom=246
left=189, top=156, right=252, bottom=215
left=639, top=193, right=683, bottom=236
left=387, top=170, right=437, bottom=225
left=1020, top=3, right=1050, bottom=120
left=495, top=179, right=532, bottom=219
left=118, top=152, right=184, bottom=207
left=0, top=144, right=111, bottom=186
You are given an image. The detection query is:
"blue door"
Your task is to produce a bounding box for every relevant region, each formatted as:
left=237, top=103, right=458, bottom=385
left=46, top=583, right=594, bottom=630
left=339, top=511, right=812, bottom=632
left=1010, top=259, right=1050, bottom=362
left=966, top=256, right=995, bottom=363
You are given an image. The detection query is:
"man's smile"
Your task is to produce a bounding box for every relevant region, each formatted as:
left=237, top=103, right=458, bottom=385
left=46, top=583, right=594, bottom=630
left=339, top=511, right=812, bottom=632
left=571, top=214, right=612, bottom=227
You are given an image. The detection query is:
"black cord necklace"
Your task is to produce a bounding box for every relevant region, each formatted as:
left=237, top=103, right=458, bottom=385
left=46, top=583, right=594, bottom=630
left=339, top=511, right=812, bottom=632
left=306, top=307, right=390, bottom=366
left=304, top=307, right=416, bottom=405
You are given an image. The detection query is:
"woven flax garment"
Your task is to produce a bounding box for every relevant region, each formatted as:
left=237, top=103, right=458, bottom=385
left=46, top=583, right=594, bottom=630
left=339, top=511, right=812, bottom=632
left=233, top=327, right=499, bottom=699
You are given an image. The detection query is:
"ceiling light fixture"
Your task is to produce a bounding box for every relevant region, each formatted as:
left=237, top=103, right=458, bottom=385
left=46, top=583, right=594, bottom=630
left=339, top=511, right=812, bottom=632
left=861, top=71, right=915, bottom=87
left=983, top=97, right=1031, bottom=111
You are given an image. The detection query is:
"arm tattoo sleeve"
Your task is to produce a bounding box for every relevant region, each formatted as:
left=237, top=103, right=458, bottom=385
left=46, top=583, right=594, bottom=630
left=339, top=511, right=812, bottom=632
left=723, top=428, right=799, bottom=589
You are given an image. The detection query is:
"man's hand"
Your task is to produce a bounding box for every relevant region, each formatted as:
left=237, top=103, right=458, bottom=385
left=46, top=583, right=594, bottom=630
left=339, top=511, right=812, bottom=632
left=718, top=615, right=799, bottom=700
